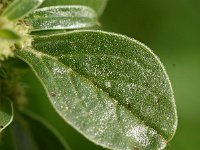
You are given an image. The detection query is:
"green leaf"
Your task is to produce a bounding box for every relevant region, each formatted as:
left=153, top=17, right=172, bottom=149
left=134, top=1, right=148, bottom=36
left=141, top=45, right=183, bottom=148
left=0, top=29, right=20, bottom=40
left=10, top=111, right=71, bottom=150
left=0, top=98, right=13, bottom=132
left=2, top=0, right=44, bottom=20
left=26, top=6, right=98, bottom=31
left=40, top=0, right=108, bottom=17
left=16, top=30, right=177, bottom=150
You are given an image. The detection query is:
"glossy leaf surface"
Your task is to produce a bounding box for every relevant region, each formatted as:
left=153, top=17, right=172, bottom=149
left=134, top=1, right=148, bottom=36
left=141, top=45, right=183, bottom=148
left=2, top=0, right=44, bottom=20
left=26, top=6, right=97, bottom=31
left=16, top=30, right=177, bottom=150
left=0, top=98, right=13, bottom=132
left=40, top=0, right=108, bottom=16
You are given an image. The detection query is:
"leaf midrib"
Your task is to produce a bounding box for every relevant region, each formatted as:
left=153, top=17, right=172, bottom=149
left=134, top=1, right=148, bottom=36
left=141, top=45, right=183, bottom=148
left=24, top=48, right=167, bottom=142
left=27, top=16, right=95, bottom=21
left=60, top=53, right=159, bottom=102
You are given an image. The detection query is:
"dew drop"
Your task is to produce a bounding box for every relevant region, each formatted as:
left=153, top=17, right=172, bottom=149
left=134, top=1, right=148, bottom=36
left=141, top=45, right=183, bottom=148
left=127, top=125, right=150, bottom=147
left=53, top=66, right=66, bottom=75
left=105, top=81, right=111, bottom=88
left=81, top=96, right=86, bottom=100
left=154, top=95, right=159, bottom=103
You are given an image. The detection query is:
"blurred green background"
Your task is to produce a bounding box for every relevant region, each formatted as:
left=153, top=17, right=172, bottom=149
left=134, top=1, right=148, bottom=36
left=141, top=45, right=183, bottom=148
left=21, top=0, right=200, bottom=149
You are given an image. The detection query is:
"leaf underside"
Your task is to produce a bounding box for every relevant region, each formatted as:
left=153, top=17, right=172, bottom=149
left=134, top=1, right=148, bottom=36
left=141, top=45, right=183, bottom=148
left=16, top=30, right=177, bottom=150
left=26, top=5, right=98, bottom=31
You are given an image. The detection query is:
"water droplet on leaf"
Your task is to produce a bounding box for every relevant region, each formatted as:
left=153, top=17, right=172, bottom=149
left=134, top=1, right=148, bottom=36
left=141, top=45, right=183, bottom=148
left=105, top=81, right=111, bottom=88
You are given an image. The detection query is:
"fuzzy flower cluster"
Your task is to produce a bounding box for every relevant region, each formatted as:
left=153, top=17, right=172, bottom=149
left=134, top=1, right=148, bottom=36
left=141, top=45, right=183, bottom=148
left=0, top=18, right=32, bottom=61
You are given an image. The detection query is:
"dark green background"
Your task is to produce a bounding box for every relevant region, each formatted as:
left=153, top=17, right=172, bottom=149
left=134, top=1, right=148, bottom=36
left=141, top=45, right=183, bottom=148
left=21, top=0, right=200, bottom=149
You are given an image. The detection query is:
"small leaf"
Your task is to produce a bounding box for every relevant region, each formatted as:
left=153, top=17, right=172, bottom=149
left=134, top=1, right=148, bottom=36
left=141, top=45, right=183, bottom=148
left=16, top=30, right=177, bottom=150
left=2, top=0, right=44, bottom=20
left=40, top=0, right=108, bottom=17
left=0, top=29, right=20, bottom=40
left=0, top=98, right=13, bottom=132
left=26, top=6, right=98, bottom=31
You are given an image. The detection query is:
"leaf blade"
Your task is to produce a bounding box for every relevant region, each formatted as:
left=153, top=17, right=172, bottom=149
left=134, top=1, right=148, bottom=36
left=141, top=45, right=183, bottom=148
left=2, top=0, right=44, bottom=20
left=40, top=0, right=108, bottom=17
left=0, top=98, right=13, bottom=132
left=16, top=30, right=177, bottom=150
left=26, top=6, right=98, bottom=31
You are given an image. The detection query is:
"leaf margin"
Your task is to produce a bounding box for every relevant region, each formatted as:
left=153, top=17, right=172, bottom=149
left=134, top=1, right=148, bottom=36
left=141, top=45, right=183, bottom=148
left=0, top=98, right=14, bottom=133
